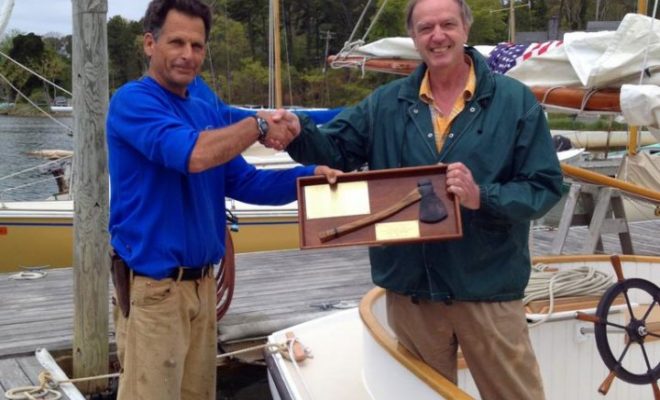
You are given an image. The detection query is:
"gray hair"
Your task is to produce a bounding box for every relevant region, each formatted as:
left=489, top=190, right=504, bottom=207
left=405, top=0, right=473, bottom=34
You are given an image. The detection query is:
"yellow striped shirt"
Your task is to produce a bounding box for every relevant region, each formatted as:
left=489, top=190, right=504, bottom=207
left=419, top=58, right=476, bottom=152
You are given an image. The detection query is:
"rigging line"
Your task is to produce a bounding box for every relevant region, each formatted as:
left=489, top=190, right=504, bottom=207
left=0, top=155, right=72, bottom=182
left=205, top=45, right=221, bottom=113
left=638, top=0, right=659, bottom=85
left=223, top=0, right=232, bottom=103
left=332, top=0, right=387, bottom=66
left=280, top=0, right=293, bottom=106
left=0, top=72, right=74, bottom=135
left=268, top=0, right=274, bottom=108
left=0, top=175, right=64, bottom=194
left=203, top=0, right=222, bottom=105
left=361, top=0, right=389, bottom=42
left=0, top=49, right=72, bottom=96
left=345, top=0, right=375, bottom=47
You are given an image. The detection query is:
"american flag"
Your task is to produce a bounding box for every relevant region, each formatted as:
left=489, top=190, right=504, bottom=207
left=487, top=41, right=564, bottom=75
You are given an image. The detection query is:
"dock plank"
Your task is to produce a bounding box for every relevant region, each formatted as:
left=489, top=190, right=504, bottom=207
left=1, top=220, right=659, bottom=356
left=0, top=358, right=32, bottom=394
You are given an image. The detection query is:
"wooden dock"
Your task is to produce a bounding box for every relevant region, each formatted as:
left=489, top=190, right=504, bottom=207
left=2, top=219, right=660, bottom=397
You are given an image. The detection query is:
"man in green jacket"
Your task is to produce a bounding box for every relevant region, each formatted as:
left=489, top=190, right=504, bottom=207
left=280, top=0, right=562, bottom=398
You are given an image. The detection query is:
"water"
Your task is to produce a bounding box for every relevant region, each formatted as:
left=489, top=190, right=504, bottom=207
left=0, top=115, right=73, bottom=201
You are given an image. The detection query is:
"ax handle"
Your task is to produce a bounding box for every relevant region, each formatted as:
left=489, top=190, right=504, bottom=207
left=318, top=188, right=422, bottom=243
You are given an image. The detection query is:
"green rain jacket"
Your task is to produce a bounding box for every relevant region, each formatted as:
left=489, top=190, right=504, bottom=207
left=288, top=47, right=563, bottom=302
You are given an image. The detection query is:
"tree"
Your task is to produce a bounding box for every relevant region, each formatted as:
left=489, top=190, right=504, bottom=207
left=204, top=11, right=252, bottom=103
left=2, top=33, right=45, bottom=101
left=468, top=0, right=508, bottom=44
left=107, top=15, right=144, bottom=90
left=368, top=0, right=408, bottom=39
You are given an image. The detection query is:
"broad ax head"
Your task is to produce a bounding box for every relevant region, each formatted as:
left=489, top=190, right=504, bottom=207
left=417, top=178, right=448, bottom=223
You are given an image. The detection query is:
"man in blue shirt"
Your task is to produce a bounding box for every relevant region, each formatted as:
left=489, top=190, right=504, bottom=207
left=106, top=1, right=339, bottom=399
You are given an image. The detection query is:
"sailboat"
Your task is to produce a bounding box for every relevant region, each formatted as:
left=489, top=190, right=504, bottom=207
left=266, top=255, right=660, bottom=400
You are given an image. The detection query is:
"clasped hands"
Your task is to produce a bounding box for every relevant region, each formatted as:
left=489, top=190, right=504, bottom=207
left=255, top=110, right=341, bottom=184
left=256, top=109, right=301, bottom=151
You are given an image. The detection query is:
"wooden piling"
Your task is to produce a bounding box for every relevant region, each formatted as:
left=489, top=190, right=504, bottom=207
left=71, top=0, right=110, bottom=394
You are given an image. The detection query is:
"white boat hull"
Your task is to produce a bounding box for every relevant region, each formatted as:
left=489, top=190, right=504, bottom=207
left=267, top=255, right=660, bottom=400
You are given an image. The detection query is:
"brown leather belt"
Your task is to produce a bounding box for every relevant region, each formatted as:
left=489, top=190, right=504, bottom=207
left=134, top=265, right=213, bottom=281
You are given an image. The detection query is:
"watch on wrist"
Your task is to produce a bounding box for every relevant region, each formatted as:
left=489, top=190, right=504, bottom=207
left=251, top=115, right=269, bottom=143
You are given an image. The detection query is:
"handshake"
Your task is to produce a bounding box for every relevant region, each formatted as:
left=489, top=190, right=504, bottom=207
left=256, top=109, right=301, bottom=151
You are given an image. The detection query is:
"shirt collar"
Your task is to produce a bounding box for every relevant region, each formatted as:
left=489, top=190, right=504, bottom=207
left=419, top=56, right=476, bottom=105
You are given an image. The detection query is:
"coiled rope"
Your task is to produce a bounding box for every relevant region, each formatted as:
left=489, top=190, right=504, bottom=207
left=524, top=264, right=613, bottom=328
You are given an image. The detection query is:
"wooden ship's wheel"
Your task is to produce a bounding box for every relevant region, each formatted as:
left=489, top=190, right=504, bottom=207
left=576, top=255, right=660, bottom=398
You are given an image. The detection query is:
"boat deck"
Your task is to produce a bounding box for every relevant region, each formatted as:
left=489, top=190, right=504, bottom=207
left=2, top=219, right=660, bottom=396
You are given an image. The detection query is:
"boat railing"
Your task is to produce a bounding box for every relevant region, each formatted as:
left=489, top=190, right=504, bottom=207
left=561, top=162, right=660, bottom=205
left=359, top=287, right=474, bottom=400
left=0, top=155, right=73, bottom=202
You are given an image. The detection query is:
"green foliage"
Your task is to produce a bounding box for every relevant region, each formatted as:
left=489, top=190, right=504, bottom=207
left=107, top=16, right=144, bottom=89
left=0, top=32, right=69, bottom=104
left=368, top=0, right=408, bottom=39
left=468, top=0, right=508, bottom=44
left=546, top=114, right=627, bottom=131
left=227, top=57, right=270, bottom=106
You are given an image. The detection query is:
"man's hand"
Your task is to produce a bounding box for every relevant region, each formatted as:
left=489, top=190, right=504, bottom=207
left=445, top=162, right=480, bottom=210
left=314, top=165, right=342, bottom=185
left=258, top=109, right=300, bottom=150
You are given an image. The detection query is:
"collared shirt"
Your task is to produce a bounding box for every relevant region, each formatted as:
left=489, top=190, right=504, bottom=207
left=419, top=57, right=476, bottom=151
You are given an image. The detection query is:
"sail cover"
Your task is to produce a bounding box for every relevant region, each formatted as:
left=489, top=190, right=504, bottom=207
left=507, top=13, right=660, bottom=88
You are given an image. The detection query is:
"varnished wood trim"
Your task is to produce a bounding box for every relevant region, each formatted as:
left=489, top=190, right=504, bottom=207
left=359, top=288, right=473, bottom=400
left=532, top=254, right=660, bottom=265
left=561, top=163, right=660, bottom=203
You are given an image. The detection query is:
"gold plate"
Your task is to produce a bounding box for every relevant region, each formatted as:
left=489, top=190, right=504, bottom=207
left=375, top=220, right=420, bottom=240
left=304, top=181, right=370, bottom=219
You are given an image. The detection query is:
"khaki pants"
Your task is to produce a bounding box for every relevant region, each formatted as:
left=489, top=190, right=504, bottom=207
left=114, top=273, right=217, bottom=400
left=386, top=291, right=545, bottom=400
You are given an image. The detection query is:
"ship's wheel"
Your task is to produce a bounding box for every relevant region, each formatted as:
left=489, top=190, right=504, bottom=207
left=576, top=255, right=660, bottom=398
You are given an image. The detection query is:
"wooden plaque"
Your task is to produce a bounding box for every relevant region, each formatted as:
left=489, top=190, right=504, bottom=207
left=297, top=165, right=462, bottom=249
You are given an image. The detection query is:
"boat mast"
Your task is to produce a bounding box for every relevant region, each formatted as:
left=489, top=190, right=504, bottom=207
left=269, top=0, right=283, bottom=108
left=71, top=0, right=110, bottom=394
left=628, top=0, right=648, bottom=156
left=0, top=0, right=15, bottom=37
left=509, top=0, right=516, bottom=43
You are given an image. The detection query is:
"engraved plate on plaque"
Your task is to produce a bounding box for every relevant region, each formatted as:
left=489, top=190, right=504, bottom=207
left=375, top=220, right=420, bottom=240
left=304, top=181, right=370, bottom=220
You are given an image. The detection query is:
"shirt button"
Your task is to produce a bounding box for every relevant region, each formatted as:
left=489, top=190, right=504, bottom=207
left=469, top=107, right=476, bottom=112
left=427, top=133, right=434, bottom=138
left=413, top=109, right=419, bottom=114
left=448, top=133, right=454, bottom=138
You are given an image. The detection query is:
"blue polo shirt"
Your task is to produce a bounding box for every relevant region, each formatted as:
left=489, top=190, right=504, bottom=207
left=107, top=77, right=314, bottom=279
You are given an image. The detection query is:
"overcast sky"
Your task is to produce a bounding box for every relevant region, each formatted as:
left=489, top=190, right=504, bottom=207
left=3, top=0, right=152, bottom=37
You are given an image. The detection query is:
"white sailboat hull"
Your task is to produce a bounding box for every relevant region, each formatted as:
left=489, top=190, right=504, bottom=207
left=267, top=255, right=660, bottom=400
